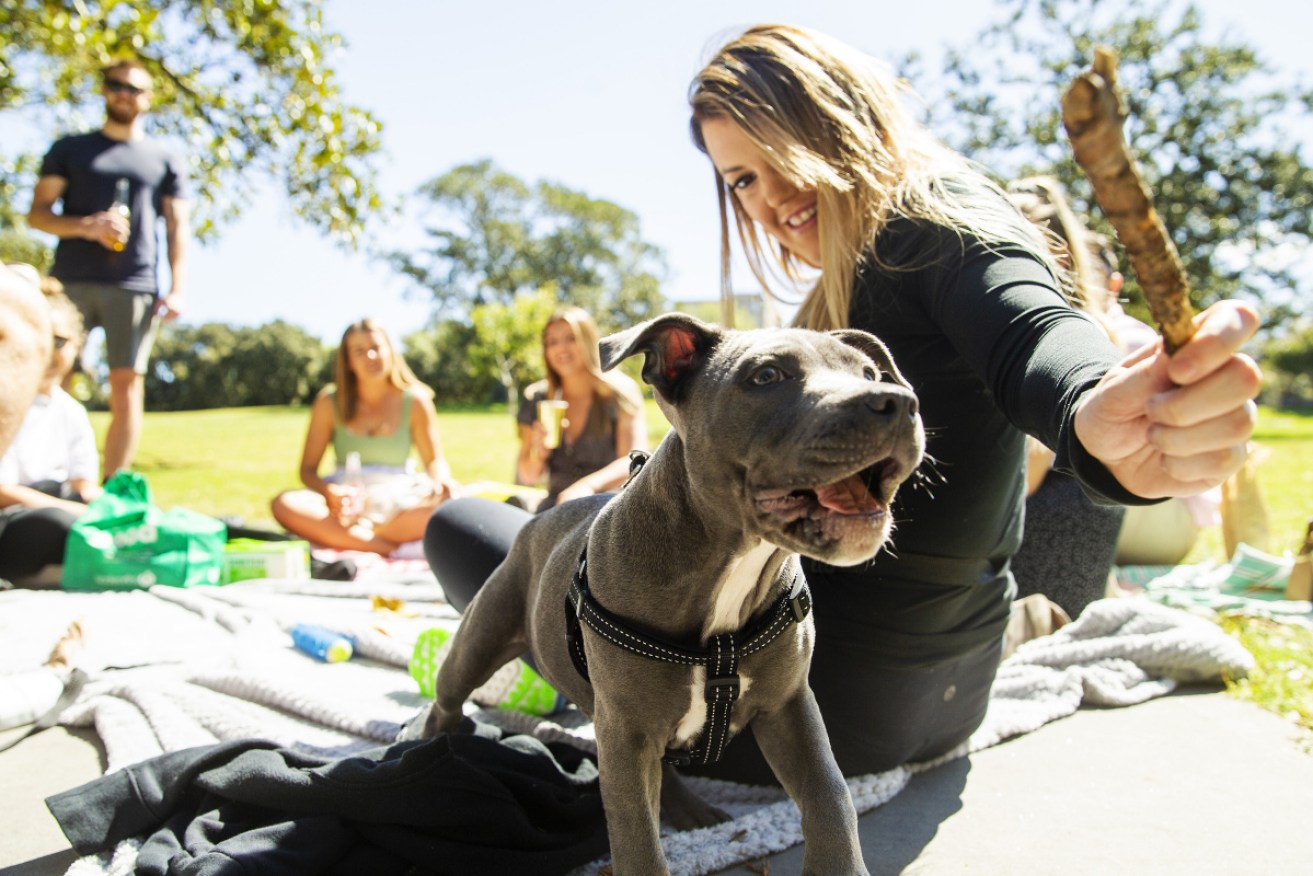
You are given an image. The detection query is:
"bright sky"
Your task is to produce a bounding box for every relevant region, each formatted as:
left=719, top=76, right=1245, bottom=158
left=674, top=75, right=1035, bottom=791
left=44, top=0, right=1313, bottom=343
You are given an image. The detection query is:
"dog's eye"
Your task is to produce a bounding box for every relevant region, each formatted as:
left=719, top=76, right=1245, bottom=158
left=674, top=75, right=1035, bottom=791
left=749, top=365, right=785, bottom=386
left=862, top=366, right=880, bottom=382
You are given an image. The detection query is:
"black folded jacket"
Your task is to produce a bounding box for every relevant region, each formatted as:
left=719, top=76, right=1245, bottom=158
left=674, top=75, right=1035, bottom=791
left=47, top=731, right=608, bottom=876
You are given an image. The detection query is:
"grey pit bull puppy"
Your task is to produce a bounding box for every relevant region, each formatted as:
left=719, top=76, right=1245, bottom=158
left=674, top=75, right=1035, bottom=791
left=407, top=313, right=924, bottom=875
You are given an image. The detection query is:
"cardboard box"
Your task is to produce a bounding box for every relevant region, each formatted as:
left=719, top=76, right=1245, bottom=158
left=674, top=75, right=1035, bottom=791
left=224, top=538, right=310, bottom=583
left=1287, top=556, right=1312, bottom=602
left=1284, top=519, right=1313, bottom=603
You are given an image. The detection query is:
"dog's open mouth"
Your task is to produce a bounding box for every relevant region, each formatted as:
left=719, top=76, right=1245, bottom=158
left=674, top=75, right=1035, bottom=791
left=753, top=459, right=895, bottom=524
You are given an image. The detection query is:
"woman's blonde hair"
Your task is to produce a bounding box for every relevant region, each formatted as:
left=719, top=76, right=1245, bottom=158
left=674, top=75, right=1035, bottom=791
left=689, top=24, right=1056, bottom=330
left=539, top=306, right=640, bottom=432
left=332, top=319, right=429, bottom=423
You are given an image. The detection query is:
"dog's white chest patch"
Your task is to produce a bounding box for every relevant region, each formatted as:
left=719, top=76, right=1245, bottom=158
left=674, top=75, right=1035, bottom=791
left=705, top=541, right=777, bottom=638
left=672, top=542, right=775, bottom=749
left=672, top=667, right=753, bottom=748
left=673, top=668, right=709, bottom=746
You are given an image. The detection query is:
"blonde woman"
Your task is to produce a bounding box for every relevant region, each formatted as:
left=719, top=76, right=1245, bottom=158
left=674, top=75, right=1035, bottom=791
left=424, top=306, right=645, bottom=610
left=515, top=306, right=647, bottom=511
left=685, top=24, right=1260, bottom=781
left=272, top=320, right=460, bottom=555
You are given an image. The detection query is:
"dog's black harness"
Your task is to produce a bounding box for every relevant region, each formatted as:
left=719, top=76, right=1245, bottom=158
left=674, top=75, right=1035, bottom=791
left=564, top=545, right=811, bottom=767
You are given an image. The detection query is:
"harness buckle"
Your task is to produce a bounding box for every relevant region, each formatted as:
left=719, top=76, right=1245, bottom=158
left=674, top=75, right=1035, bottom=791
left=789, top=589, right=810, bottom=623
left=662, top=748, right=693, bottom=767
left=704, top=675, right=741, bottom=703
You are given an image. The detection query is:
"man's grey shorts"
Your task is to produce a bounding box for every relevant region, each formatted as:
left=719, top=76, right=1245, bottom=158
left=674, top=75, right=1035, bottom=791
left=61, top=282, right=159, bottom=374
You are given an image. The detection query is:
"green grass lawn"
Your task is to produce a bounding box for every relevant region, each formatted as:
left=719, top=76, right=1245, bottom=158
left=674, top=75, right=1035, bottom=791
left=89, top=399, right=675, bottom=525
left=93, top=402, right=1311, bottom=559
left=1184, top=406, right=1313, bottom=564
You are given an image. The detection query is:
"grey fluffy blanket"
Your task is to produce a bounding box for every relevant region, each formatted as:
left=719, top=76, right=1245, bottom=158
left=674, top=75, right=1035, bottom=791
left=0, top=582, right=1252, bottom=876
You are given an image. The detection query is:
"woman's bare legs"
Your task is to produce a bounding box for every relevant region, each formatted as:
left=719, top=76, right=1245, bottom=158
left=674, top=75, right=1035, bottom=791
left=271, top=489, right=399, bottom=554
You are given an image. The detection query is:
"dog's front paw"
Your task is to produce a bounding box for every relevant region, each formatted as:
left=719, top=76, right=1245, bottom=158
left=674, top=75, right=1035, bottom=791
left=396, top=706, right=434, bottom=742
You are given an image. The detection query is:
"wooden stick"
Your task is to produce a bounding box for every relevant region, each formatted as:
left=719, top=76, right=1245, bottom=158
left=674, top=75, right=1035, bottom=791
left=1061, top=46, right=1196, bottom=353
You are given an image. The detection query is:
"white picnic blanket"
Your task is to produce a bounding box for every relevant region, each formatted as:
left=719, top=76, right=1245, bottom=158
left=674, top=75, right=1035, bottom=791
left=0, top=582, right=1253, bottom=876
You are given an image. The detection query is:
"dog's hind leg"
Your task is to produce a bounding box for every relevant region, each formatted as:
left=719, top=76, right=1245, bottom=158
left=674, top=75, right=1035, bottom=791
left=425, top=563, right=533, bottom=735
left=659, top=764, right=730, bottom=831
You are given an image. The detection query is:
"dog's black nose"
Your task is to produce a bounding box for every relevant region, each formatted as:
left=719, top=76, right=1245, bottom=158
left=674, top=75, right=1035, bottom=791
left=866, top=389, right=917, bottom=423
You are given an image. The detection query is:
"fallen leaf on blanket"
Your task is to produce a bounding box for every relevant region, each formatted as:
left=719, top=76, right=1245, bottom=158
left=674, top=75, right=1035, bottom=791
left=746, top=860, right=771, bottom=875
left=729, top=829, right=749, bottom=843
left=45, top=621, right=85, bottom=670
left=371, top=595, right=417, bottom=617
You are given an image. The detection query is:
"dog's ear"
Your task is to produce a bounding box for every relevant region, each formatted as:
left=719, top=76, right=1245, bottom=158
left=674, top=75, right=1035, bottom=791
left=600, top=313, right=721, bottom=403
left=828, top=328, right=913, bottom=390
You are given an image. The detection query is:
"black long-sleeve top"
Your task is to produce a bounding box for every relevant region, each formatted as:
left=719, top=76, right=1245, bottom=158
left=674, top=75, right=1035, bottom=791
left=804, top=213, right=1143, bottom=664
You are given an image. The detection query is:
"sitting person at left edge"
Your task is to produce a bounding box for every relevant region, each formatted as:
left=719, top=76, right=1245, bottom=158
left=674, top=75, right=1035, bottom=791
left=0, top=272, right=102, bottom=586
left=272, top=319, right=461, bottom=555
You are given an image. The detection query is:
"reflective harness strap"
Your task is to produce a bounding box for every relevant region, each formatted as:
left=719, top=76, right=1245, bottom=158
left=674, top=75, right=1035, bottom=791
left=564, top=548, right=811, bottom=767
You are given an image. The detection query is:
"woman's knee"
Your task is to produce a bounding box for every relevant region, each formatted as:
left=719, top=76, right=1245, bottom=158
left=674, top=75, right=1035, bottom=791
left=271, top=489, right=320, bottom=523
left=424, top=497, right=530, bottom=612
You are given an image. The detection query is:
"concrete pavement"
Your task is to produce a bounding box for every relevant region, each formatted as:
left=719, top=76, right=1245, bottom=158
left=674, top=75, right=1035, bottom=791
left=2, top=689, right=1311, bottom=875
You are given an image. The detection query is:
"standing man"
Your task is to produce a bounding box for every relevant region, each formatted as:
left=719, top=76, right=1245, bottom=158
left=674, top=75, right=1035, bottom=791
left=27, top=57, right=190, bottom=480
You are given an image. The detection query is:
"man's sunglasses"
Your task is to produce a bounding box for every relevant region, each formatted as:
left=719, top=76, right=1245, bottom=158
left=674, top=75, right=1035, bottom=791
left=104, top=79, right=147, bottom=96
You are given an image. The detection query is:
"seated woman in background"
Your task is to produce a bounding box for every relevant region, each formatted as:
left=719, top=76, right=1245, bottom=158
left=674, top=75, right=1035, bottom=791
left=1004, top=176, right=1129, bottom=618
left=1006, top=177, right=1209, bottom=616
left=513, top=306, right=647, bottom=512
left=0, top=278, right=102, bottom=584
left=272, top=319, right=461, bottom=555
left=424, top=305, right=645, bottom=611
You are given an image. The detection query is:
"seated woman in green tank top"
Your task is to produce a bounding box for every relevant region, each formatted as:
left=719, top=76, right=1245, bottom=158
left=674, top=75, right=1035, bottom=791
left=272, top=320, right=461, bottom=554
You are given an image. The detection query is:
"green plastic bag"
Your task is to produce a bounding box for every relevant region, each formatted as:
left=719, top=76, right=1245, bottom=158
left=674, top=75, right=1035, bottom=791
left=63, top=472, right=227, bottom=591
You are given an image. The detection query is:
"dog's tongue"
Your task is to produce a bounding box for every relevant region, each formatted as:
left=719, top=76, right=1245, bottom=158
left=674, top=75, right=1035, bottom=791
left=814, top=474, right=883, bottom=515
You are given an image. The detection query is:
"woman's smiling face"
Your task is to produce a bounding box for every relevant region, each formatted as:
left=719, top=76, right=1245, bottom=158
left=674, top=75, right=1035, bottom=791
left=699, top=116, right=821, bottom=269
left=543, top=319, right=585, bottom=378
left=345, top=329, right=392, bottom=380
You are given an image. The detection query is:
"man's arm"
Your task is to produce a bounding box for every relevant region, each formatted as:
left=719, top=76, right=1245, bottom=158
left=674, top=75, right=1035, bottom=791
left=157, top=196, right=190, bottom=320
left=27, top=175, right=127, bottom=250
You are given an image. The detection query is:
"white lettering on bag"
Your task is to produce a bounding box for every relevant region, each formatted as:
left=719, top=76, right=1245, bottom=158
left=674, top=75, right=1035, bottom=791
left=112, top=523, right=158, bottom=549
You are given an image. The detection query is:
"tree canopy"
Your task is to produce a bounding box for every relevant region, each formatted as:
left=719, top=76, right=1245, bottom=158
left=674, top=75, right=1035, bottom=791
left=0, top=0, right=386, bottom=243
left=387, top=159, right=668, bottom=331
left=146, top=320, right=328, bottom=410
left=467, top=288, right=561, bottom=410
left=903, top=0, right=1313, bottom=328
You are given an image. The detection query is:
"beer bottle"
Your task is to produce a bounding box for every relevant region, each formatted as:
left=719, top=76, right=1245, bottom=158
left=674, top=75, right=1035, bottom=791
left=110, top=177, right=131, bottom=252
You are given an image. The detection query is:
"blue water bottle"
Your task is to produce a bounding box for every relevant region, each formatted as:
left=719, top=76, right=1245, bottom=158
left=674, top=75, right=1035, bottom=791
left=291, top=624, right=355, bottom=663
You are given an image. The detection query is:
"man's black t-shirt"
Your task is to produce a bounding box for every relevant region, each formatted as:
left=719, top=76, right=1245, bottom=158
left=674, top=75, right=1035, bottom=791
left=39, top=131, right=188, bottom=294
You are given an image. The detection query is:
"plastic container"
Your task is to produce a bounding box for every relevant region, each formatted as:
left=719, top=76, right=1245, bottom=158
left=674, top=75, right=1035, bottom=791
left=291, top=624, right=355, bottom=663
left=223, top=538, right=310, bottom=583
left=409, top=627, right=567, bottom=715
